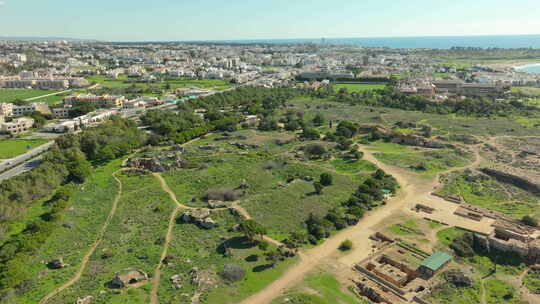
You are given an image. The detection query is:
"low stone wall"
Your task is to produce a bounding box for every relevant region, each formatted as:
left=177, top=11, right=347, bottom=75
left=480, top=168, right=540, bottom=195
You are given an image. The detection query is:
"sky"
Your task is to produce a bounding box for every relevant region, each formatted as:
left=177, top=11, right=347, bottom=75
left=0, top=0, right=539, bottom=41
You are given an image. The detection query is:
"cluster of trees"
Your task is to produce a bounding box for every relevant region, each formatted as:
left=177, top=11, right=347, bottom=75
left=309, top=85, right=537, bottom=117
left=0, top=188, right=74, bottom=290
left=306, top=169, right=398, bottom=242
left=0, top=117, right=145, bottom=292
left=143, top=87, right=302, bottom=144
left=142, top=105, right=210, bottom=145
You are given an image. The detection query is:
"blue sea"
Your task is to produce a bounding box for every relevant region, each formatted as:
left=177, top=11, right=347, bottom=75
left=211, top=35, right=540, bottom=49
left=515, top=64, right=540, bottom=74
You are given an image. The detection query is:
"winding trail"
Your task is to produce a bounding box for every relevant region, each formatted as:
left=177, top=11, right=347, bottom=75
left=150, top=173, right=185, bottom=304
left=150, top=173, right=284, bottom=303
left=39, top=169, right=125, bottom=304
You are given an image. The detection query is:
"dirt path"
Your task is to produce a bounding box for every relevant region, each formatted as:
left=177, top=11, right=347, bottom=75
left=150, top=173, right=189, bottom=304
left=39, top=169, right=125, bottom=304
left=480, top=279, right=487, bottom=304
left=240, top=147, right=417, bottom=304
left=241, top=144, right=485, bottom=304
left=151, top=172, right=286, bottom=303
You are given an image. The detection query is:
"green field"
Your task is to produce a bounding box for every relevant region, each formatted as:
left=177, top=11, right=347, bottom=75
left=333, top=83, right=386, bottom=93
left=373, top=146, right=473, bottom=175
left=161, top=130, right=361, bottom=240
left=512, top=86, right=540, bottom=97
left=272, top=273, right=368, bottom=304
left=0, top=138, right=50, bottom=159
left=0, top=89, right=60, bottom=102
left=85, top=75, right=232, bottom=91
left=286, top=98, right=540, bottom=137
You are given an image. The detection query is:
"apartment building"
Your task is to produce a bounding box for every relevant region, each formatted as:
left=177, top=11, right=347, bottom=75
left=0, top=102, right=14, bottom=117
left=12, top=102, right=51, bottom=116
left=63, top=94, right=125, bottom=108
left=0, top=117, right=35, bottom=135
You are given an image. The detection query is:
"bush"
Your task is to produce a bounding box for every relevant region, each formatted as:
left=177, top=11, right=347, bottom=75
left=203, top=188, right=243, bottom=201
left=301, top=128, right=320, bottom=140
left=220, top=263, right=246, bottom=282
left=258, top=240, right=270, bottom=251
left=320, top=173, right=333, bottom=186
left=304, top=144, right=326, bottom=159
left=313, top=182, right=324, bottom=195
left=339, top=240, right=353, bottom=251
left=522, top=215, right=538, bottom=227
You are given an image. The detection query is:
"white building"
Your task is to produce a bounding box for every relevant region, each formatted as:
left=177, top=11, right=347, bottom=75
left=0, top=117, right=34, bottom=135
left=0, top=103, right=14, bottom=117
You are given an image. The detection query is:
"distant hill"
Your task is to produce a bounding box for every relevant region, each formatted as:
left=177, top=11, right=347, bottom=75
left=0, top=36, right=100, bottom=42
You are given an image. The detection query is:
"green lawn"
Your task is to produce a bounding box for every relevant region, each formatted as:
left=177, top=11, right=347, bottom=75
left=0, top=138, right=50, bottom=159
left=0, top=89, right=60, bottom=102
left=333, top=83, right=386, bottom=93
left=436, top=227, right=467, bottom=246
left=330, top=159, right=377, bottom=174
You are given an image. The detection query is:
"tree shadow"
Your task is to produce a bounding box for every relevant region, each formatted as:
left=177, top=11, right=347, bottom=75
left=252, top=264, right=273, bottom=273
left=216, top=236, right=256, bottom=255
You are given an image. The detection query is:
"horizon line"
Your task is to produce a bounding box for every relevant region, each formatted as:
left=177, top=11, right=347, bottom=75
left=1, top=33, right=540, bottom=43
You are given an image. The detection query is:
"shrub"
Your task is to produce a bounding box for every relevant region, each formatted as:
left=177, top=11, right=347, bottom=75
left=320, top=173, right=333, bottom=186
left=339, top=240, right=353, bottom=251
left=220, top=263, right=246, bottom=282
left=304, top=144, right=326, bottom=158
left=258, top=240, right=270, bottom=251
left=301, top=128, right=320, bottom=140
left=522, top=215, right=538, bottom=227
left=203, top=188, right=243, bottom=201
left=313, top=182, right=324, bottom=195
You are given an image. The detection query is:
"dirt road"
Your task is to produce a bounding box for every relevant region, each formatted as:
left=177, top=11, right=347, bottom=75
left=241, top=144, right=486, bottom=304
left=39, top=169, right=125, bottom=304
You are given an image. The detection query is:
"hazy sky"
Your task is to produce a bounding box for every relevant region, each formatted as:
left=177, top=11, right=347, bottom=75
left=1, top=0, right=539, bottom=41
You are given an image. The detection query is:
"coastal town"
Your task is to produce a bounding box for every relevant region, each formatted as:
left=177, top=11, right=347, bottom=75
left=1, top=38, right=540, bottom=304
left=1, top=41, right=539, bottom=139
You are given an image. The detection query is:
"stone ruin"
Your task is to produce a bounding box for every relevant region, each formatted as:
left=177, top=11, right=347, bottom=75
left=181, top=209, right=218, bottom=229
left=170, top=274, right=182, bottom=289
left=229, top=142, right=260, bottom=150
left=190, top=267, right=218, bottom=291
left=125, top=153, right=186, bottom=172
left=108, top=269, right=148, bottom=289
left=390, top=134, right=449, bottom=149
left=75, top=295, right=94, bottom=304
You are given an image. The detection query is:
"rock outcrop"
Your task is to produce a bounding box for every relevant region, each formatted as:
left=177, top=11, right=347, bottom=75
left=126, top=153, right=186, bottom=172
left=181, top=209, right=218, bottom=229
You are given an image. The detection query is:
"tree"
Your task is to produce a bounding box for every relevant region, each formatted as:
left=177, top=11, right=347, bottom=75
left=312, top=113, right=325, bottom=126
left=320, top=173, right=333, bottom=186
left=313, top=182, right=324, bottom=195
left=522, top=215, right=538, bottom=227
left=239, top=220, right=267, bottom=242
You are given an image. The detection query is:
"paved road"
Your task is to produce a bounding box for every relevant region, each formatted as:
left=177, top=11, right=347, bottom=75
left=0, top=141, right=54, bottom=174
left=0, top=157, right=44, bottom=182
